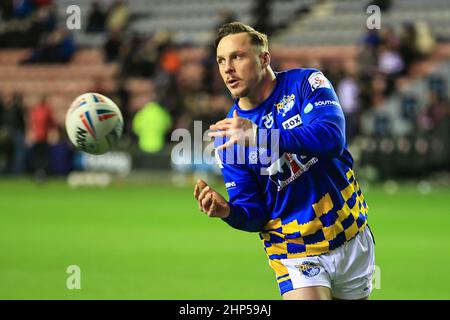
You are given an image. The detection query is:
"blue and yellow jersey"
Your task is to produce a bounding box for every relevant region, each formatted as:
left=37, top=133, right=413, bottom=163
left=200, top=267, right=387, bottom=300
left=214, top=68, right=369, bottom=261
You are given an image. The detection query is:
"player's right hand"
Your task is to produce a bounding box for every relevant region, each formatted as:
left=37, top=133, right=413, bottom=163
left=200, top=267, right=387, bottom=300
left=193, top=179, right=230, bottom=219
left=208, top=110, right=258, bottom=151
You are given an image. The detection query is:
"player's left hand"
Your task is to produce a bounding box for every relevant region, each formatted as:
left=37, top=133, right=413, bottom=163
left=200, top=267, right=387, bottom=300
left=208, top=110, right=257, bottom=151
left=193, top=179, right=230, bottom=218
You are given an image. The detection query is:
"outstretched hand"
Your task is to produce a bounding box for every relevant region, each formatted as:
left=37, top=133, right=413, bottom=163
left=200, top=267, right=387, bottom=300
left=208, top=110, right=257, bottom=151
left=193, top=179, right=230, bottom=218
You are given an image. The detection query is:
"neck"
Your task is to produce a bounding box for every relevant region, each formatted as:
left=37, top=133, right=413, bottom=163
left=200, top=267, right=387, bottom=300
left=239, top=68, right=276, bottom=110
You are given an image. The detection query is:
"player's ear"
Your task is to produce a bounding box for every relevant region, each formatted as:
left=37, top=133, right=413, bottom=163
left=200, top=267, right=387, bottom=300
left=260, top=51, right=270, bottom=68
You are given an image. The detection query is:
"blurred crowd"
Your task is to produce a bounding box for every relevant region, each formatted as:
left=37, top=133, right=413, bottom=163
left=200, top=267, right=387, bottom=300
left=320, top=21, right=444, bottom=140
left=0, top=92, right=74, bottom=181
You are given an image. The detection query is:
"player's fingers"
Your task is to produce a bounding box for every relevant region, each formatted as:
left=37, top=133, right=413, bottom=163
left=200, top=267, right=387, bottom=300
left=197, top=186, right=210, bottom=209
left=216, top=136, right=238, bottom=151
left=194, top=179, right=207, bottom=199
left=201, top=193, right=212, bottom=212
left=207, top=131, right=228, bottom=138
left=197, top=179, right=208, bottom=189
left=210, top=119, right=232, bottom=128
left=210, top=123, right=231, bottom=131
left=207, top=198, right=217, bottom=217
left=193, top=183, right=200, bottom=198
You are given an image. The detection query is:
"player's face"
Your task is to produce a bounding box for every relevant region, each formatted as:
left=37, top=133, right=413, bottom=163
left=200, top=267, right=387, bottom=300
left=216, top=33, right=264, bottom=98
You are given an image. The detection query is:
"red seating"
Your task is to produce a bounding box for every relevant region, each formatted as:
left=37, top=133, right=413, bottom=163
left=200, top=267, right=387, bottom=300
left=0, top=49, right=29, bottom=64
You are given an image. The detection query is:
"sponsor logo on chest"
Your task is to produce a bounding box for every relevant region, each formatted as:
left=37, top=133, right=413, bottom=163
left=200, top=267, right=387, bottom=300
left=282, top=114, right=302, bottom=129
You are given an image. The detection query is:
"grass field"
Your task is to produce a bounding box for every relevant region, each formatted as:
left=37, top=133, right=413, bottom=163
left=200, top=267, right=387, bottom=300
left=0, top=178, right=449, bottom=300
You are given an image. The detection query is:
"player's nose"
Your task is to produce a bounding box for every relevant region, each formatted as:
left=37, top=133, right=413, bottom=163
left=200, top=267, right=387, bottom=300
left=224, top=60, right=235, bottom=74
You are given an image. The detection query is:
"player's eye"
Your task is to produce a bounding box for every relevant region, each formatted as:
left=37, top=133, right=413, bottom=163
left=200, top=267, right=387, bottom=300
left=234, top=53, right=245, bottom=60
left=217, top=58, right=225, bottom=65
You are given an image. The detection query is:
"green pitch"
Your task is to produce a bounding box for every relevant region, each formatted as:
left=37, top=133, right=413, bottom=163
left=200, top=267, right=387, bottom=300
left=0, top=178, right=449, bottom=299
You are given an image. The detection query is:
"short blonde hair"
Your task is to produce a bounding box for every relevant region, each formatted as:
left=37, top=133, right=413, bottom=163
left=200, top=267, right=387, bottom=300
left=215, top=21, right=269, bottom=51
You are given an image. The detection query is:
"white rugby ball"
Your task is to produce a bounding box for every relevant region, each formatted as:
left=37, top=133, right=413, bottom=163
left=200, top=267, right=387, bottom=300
left=65, top=92, right=123, bottom=155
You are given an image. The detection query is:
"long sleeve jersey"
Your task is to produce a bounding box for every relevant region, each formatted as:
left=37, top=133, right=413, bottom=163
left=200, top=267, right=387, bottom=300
left=214, top=68, right=369, bottom=259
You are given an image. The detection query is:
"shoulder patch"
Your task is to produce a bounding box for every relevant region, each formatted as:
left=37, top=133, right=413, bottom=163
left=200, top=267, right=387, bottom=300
left=308, top=71, right=331, bottom=91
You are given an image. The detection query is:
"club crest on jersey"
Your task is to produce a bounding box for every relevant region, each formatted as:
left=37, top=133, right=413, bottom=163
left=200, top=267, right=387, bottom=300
left=276, top=94, right=296, bottom=117
left=295, top=261, right=321, bottom=278
left=308, top=71, right=331, bottom=91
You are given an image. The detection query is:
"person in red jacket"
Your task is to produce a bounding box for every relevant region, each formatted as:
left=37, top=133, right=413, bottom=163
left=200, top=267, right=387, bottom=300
left=29, top=95, right=55, bottom=181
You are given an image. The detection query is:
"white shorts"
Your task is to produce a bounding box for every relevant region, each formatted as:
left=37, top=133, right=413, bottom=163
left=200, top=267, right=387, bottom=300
left=279, top=226, right=375, bottom=299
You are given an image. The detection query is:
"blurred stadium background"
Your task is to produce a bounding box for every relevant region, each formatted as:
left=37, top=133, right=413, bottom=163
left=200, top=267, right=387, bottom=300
left=0, top=0, right=449, bottom=299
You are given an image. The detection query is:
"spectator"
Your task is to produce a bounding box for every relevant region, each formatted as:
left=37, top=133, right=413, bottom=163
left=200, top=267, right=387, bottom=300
left=379, top=25, right=400, bottom=49
left=0, top=95, right=13, bottom=174
left=106, top=0, right=130, bottom=32
left=322, top=59, right=344, bottom=88
left=252, top=0, right=272, bottom=35
left=48, top=125, right=74, bottom=176
left=138, top=37, right=160, bottom=77
left=0, top=2, right=55, bottom=47
left=357, top=43, right=378, bottom=77
left=361, top=28, right=380, bottom=51
left=103, top=30, right=123, bottom=62
left=415, top=22, right=436, bottom=58
left=0, top=92, right=27, bottom=174
left=378, top=44, right=404, bottom=76
left=33, top=0, right=53, bottom=8
left=0, top=0, right=15, bottom=20
left=111, top=78, right=131, bottom=136
left=13, top=0, right=36, bottom=18
left=159, top=42, right=181, bottom=76
left=120, top=35, right=159, bottom=78
left=428, top=75, right=447, bottom=101
left=417, top=90, right=449, bottom=131
left=120, top=35, right=142, bottom=77
left=132, top=98, right=172, bottom=153
left=35, top=4, right=57, bottom=33
left=377, top=41, right=404, bottom=97
left=28, top=95, right=55, bottom=181
left=338, top=64, right=360, bottom=141
left=399, top=22, right=418, bottom=73
left=22, top=28, right=76, bottom=64
left=86, top=1, right=106, bottom=33
left=148, top=32, right=182, bottom=115
left=152, top=32, right=181, bottom=76
left=371, top=73, right=388, bottom=98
